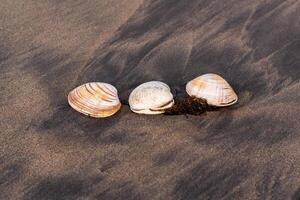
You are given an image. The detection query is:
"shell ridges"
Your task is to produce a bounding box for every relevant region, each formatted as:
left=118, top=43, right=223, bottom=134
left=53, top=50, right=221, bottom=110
left=186, top=73, right=238, bottom=107
left=129, top=81, right=174, bottom=114
left=68, top=82, right=121, bottom=118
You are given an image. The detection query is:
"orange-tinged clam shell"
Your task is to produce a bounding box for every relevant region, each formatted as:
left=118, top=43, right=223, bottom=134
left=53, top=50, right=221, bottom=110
left=68, top=82, right=121, bottom=118
left=186, top=74, right=238, bottom=107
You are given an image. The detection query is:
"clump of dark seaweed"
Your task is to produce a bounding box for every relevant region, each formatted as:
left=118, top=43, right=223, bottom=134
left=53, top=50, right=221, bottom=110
left=164, top=96, right=217, bottom=115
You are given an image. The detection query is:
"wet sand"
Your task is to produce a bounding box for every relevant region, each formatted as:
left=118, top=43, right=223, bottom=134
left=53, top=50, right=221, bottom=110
left=1, top=0, right=300, bottom=199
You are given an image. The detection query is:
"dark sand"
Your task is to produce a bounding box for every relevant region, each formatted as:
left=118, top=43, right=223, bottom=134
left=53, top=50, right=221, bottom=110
left=1, top=0, right=300, bottom=199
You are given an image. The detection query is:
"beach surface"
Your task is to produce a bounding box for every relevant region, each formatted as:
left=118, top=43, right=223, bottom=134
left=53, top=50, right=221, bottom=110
left=1, top=0, right=300, bottom=199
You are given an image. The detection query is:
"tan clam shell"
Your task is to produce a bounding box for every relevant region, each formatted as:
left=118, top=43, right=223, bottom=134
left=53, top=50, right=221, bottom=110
left=68, top=82, right=121, bottom=118
left=186, top=73, right=238, bottom=107
left=129, top=81, right=174, bottom=114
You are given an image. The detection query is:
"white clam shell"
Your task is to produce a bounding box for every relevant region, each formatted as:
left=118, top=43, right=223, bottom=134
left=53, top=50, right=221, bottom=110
left=129, top=81, right=174, bottom=114
left=68, top=82, right=121, bottom=118
left=186, top=73, right=238, bottom=107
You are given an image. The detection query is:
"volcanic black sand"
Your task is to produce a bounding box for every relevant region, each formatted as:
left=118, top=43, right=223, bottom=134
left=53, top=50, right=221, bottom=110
left=1, top=0, right=300, bottom=199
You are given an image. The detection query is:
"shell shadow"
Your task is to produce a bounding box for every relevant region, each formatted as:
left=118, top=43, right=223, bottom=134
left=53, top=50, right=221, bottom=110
left=19, top=46, right=124, bottom=143
left=39, top=102, right=125, bottom=143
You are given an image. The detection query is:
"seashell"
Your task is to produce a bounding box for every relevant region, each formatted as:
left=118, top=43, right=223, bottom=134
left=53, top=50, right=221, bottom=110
left=129, top=81, right=174, bottom=114
left=68, top=82, right=121, bottom=118
left=186, top=73, right=238, bottom=107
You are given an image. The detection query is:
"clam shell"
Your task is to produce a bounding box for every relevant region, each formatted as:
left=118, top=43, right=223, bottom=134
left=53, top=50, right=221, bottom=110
left=129, top=81, right=174, bottom=114
left=186, top=73, right=238, bottom=107
left=68, top=82, right=121, bottom=118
